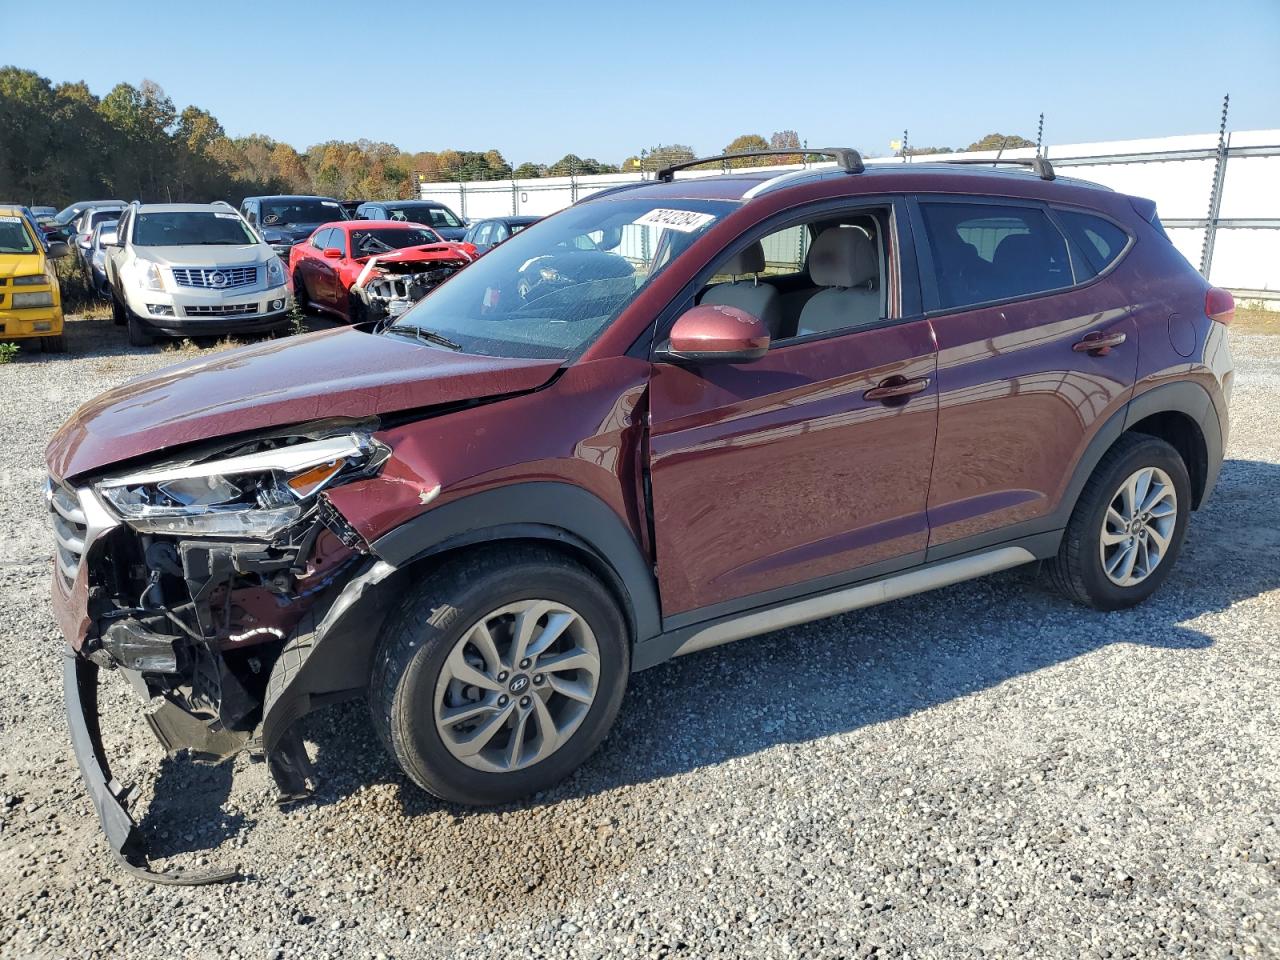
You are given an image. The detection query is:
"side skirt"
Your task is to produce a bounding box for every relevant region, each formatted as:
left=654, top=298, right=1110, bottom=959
left=633, top=544, right=1038, bottom=669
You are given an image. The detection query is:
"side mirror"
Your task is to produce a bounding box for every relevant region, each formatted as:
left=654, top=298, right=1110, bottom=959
left=323, top=247, right=342, bottom=259
left=47, top=240, right=72, bottom=259
left=99, top=231, right=118, bottom=247
left=657, top=303, right=770, bottom=365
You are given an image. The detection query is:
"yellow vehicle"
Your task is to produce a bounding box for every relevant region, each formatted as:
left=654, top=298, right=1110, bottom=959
left=0, top=206, right=71, bottom=352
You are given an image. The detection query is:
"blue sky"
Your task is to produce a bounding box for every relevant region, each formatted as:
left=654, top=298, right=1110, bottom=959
left=3, top=0, right=1276, bottom=164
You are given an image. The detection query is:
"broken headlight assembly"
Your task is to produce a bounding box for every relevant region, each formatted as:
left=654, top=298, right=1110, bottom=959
left=94, top=430, right=388, bottom=538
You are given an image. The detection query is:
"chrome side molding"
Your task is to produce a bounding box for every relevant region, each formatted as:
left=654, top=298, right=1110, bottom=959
left=675, top=546, right=1037, bottom=656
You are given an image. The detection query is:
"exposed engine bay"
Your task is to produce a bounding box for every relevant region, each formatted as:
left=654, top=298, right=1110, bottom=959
left=351, top=249, right=472, bottom=322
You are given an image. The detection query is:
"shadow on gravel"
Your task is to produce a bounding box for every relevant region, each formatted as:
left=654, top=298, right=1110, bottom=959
left=144, top=457, right=1280, bottom=858
left=137, top=754, right=253, bottom=859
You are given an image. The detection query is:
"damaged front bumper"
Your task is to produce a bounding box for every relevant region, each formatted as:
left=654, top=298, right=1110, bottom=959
left=63, top=651, right=239, bottom=884
left=50, top=430, right=403, bottom=882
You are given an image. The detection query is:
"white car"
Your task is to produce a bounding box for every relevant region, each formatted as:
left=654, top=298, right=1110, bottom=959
left=105, top=202, right=290, bottom=346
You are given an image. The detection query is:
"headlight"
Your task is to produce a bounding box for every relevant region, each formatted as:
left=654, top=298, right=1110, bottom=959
left=13, top=291, right=54, bottom=308
left=95, top=432, right=387, bottom=538
left=265, top=256, right=286, bottom=285
left=12, top=275, right=45, bottom=286
left=138, top=261, right=165, bottom=291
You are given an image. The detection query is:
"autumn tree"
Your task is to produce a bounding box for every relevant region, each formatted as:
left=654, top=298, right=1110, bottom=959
left=965, top=133, right=1036, bottom=152
left=723, top=134, right=769, bottom=166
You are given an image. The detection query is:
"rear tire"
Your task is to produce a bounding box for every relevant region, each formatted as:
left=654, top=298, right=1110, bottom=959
left=126, top=314, right=155, bottom=347
left=1049, top=432, right=1191, bottom=611
left=369, top=546, right=629, bottom=806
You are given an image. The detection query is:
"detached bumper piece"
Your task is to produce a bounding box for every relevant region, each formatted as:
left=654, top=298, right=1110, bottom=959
left=63, top=651, right=240, bottom=885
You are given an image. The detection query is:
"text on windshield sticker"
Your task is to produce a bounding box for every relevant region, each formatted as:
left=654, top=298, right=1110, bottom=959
left=633, top=209, right=716, bottom=233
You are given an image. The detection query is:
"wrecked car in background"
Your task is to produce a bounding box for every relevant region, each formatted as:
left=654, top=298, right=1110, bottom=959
left=289, top=220, right=476, bottom=323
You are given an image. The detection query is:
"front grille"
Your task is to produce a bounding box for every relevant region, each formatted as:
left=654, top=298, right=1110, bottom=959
left=48, top=481, right=87, bottom=590
left=171, top=265, right=258, bottom=289
left=184, top=303, right=260, bottom=317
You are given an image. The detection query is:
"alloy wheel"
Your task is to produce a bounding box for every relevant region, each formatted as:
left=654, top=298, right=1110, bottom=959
left=1099, top=466, right=1178, bottom=587
left=433, top=599, right=600, bottom=773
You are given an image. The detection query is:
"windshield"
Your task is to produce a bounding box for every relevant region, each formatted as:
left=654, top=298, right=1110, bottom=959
left=133, top=212, right=257, bottom=246
left=261, top=199, right=344, bottom=226
left=387, top=198, right=735, bottom=360
left=350, top=226, right=442, bottom=257
left=386, top=204, right=462, bottom=228
left=0, top=216, right=37, bottom=254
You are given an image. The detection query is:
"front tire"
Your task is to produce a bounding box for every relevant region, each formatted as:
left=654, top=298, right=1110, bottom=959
left=1050, top=432, right=1191, bottom=611
left=126, top=314, right=155, bottom=347
left=370, top=546, right=629, bottom=806
left=292, top=269, right=312, bottom=312
left=39, top=333, right=67, bottom=353
left=111, top=293, right=127, bottom=326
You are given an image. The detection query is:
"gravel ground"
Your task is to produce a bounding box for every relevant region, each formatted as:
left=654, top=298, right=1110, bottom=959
left=0, top=318, right=1276, bottom=960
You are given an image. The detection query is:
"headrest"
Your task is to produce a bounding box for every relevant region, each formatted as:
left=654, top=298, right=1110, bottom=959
left=721, top=241, right=765, bottom=276
left=809, top=227, right=878, bottom=289
left=993, top=233, right=1041, bottom=268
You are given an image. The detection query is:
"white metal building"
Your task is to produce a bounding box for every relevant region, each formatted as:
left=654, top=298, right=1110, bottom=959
left=421, top=129, right=1280, bottom=296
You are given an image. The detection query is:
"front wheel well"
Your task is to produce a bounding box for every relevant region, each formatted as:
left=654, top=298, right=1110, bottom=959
left=1124, top=411, right=1208, bottom=508
left=389, top=532, right=638, bottom=648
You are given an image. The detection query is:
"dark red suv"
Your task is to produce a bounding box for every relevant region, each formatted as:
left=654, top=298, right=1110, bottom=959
left=47, top=148, right=1233, bottom=881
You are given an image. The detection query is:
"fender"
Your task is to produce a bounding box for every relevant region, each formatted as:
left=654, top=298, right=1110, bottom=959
left=259, top=483, right=660, bottom=755
left=373, top=482, right=661, bottom=643
left=1125, top=380, right=1223, bottom=506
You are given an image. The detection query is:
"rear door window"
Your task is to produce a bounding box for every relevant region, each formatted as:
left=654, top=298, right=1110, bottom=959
left=1055, top=210, right=1130, bottom=278
left=919, top=201, right=1073, bottom=310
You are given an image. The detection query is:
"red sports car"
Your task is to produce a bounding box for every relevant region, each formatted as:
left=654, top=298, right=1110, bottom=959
left=289, top=220, right=478, bottom=323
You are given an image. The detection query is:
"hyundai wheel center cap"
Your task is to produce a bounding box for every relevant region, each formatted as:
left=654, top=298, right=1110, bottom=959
left=508, top=674, right=530, bottom=695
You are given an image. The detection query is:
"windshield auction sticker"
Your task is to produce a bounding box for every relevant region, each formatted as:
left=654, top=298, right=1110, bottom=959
left=634, top=209, right=716, bottom=233
left=0, top=216, right=22, bottom=223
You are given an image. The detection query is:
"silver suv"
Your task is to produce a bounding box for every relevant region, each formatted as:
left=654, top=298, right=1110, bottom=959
left=105, top=202, right=290, bottom=345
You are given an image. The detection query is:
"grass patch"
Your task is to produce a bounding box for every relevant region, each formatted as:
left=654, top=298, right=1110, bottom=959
left=55, top=256, right=111, bottom=319
left=1235, top=305, right=1279, bottom=335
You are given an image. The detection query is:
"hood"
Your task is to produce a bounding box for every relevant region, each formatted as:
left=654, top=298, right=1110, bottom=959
left=136, top=244, right=271, bottom=268
left=46, top=326, right=563, bottom=481
left=260, top=224, right=326, bottom=244
left=0, top=251, right=45, bottom=277
left=359, top=244, right=472, bottom=267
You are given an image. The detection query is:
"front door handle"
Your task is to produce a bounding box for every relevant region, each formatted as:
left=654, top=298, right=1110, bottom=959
left=864, top=376, right=930, bottom=404
left=1072, top=331, right=1127, bottom=355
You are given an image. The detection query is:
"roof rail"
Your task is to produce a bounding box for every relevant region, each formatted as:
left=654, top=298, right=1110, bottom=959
left=211, top=200, right=236, bottom=210
left=657, top=147, right=865, bottom=182
left=938, top=157, right=1056, bottom=181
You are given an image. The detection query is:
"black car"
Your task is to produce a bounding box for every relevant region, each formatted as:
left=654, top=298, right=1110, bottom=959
left=339, top=199, right=364, bottom=219
left=462, top=215, right=541, bottom=254
left=240, top=195, right=347, bottom=259
left=354, top=200, right=467, bottom=240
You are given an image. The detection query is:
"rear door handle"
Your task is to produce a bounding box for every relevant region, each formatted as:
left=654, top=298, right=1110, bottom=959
left=864, top=376, right=930, bottom=404
left=1072, top=331, right=1127, bottom=355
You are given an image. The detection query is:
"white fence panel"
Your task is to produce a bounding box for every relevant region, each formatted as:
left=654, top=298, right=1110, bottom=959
left=421, top=129, right=1280, bottom=292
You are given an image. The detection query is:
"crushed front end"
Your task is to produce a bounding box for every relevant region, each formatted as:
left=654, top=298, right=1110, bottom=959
left=351, top=247, right=472, bottom=322
left=50, top=421, right=390, bottom=882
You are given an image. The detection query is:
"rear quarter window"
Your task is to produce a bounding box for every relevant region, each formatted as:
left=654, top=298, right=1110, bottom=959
left=1055, top=210, right=1131, bottom=278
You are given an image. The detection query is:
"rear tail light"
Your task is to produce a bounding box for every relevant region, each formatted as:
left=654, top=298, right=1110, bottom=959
left=1205, top=287, right=1235, bottom=325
